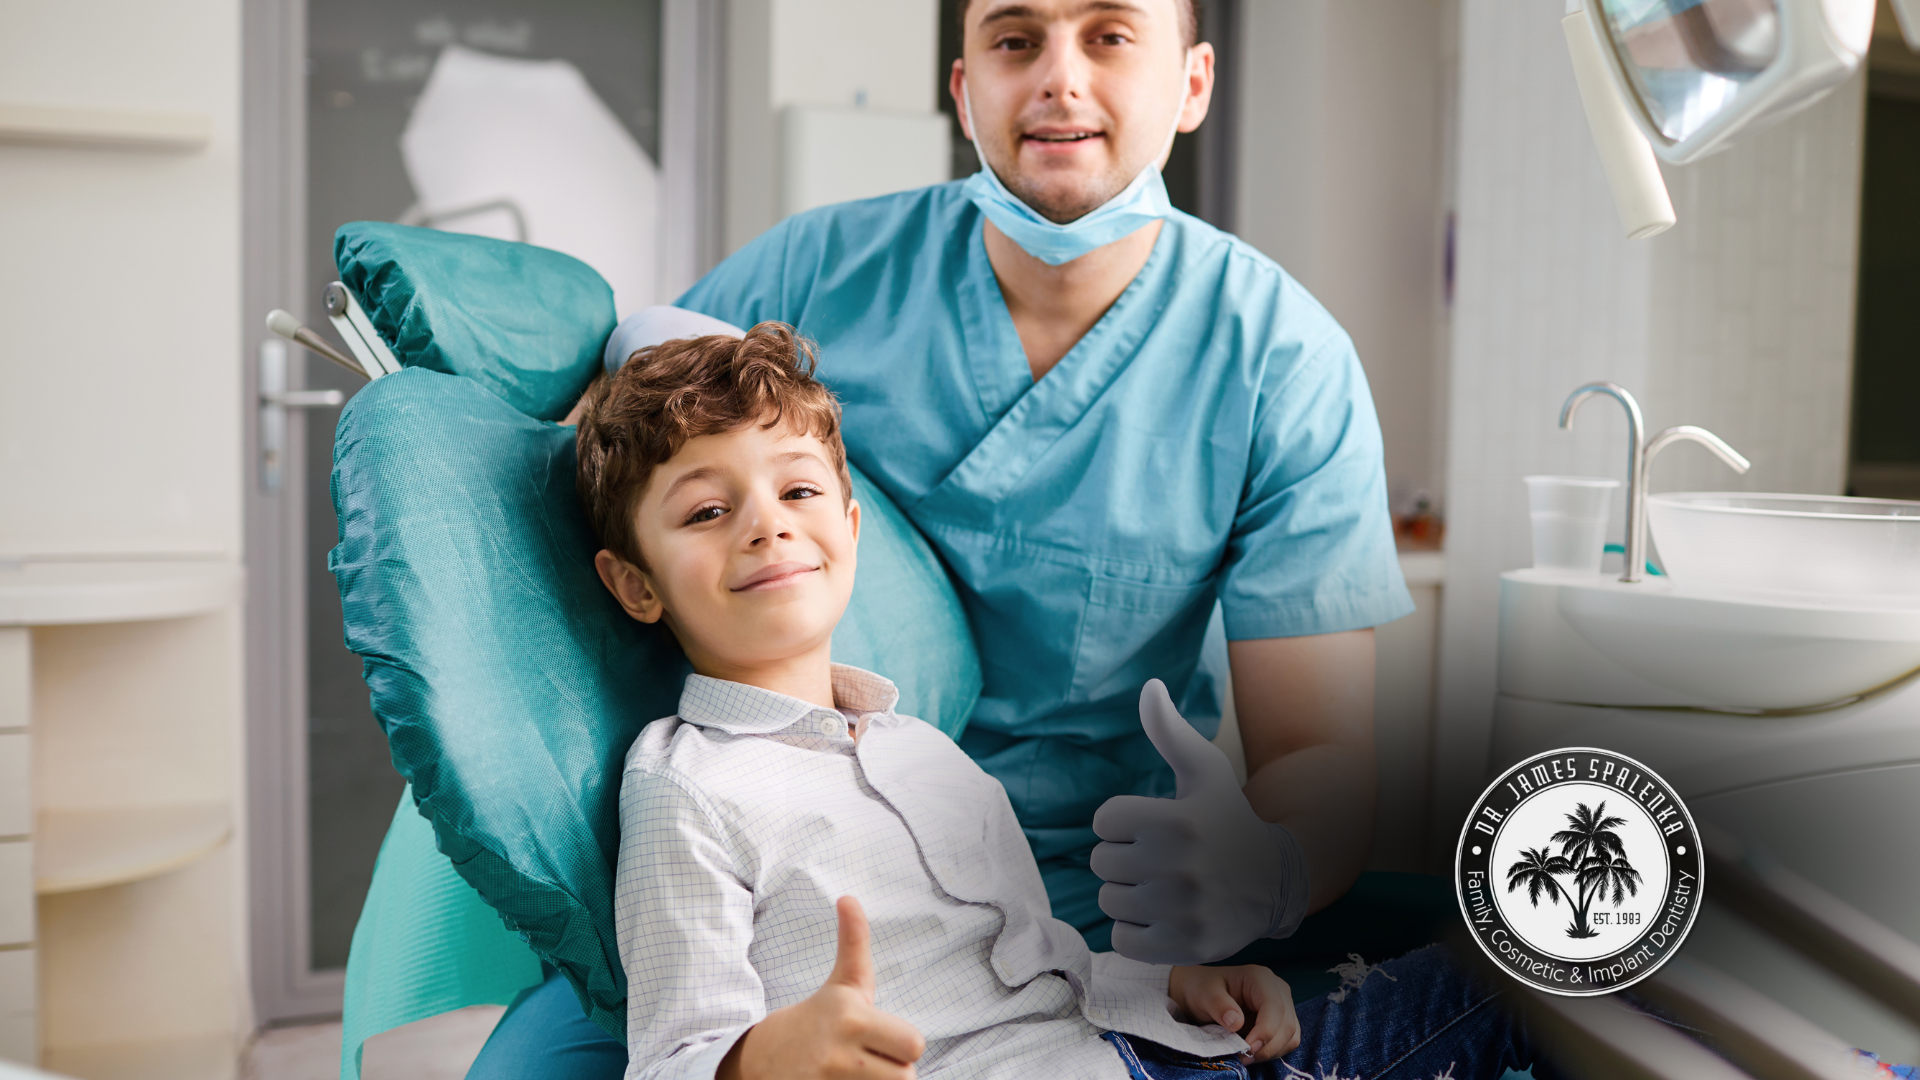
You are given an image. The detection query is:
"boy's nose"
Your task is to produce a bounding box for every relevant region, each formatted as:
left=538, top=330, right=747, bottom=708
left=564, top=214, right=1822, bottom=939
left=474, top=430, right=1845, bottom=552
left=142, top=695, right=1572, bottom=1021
left=743, top=504, right=796, bottom=547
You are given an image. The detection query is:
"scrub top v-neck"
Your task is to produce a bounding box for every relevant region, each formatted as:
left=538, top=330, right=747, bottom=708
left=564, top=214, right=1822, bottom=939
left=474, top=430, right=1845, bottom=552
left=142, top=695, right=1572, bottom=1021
left=676, top=182, right=1412, bottom=946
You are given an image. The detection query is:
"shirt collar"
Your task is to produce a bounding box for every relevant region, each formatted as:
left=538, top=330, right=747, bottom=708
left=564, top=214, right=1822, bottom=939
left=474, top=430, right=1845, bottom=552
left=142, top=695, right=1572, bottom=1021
left=678, top=664, right=901, bottom=736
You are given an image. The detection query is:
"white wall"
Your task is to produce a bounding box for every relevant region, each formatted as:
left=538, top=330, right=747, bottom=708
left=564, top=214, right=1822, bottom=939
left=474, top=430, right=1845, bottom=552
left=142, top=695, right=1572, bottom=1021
left=770, top=0, right=938, bottom=115
left=1234, top=0, right=1456, bottom=509
left=0, top=1, right=244, bottom=560
left=725, top=0, right=943, bottom=255
left=1430, top=2, right=1865, bottom=862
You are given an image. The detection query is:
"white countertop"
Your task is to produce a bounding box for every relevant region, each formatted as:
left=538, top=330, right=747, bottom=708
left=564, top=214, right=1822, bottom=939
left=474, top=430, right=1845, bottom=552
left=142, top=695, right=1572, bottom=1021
left=1398, top=550, right=1445, bottom=587
left=0, top=559, right=242, bottom=626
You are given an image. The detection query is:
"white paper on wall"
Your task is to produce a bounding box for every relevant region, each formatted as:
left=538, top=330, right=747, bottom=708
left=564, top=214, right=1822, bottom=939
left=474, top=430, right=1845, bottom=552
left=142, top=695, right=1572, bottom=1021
left=401, top=44, right=658, bottom=316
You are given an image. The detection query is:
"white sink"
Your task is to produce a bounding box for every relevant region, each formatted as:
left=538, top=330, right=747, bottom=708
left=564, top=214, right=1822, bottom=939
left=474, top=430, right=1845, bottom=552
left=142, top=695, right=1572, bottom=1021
left=1500, top=491, right=1920, bottom=711
left=1649, top=492, right=1920, bottom=600
left=1498, top=569, right=1920, bottom=711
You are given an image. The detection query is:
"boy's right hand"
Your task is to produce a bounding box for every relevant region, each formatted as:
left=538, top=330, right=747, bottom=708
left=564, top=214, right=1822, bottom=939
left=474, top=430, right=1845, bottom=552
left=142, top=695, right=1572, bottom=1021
left=719, top=896, right=926, bottom=1080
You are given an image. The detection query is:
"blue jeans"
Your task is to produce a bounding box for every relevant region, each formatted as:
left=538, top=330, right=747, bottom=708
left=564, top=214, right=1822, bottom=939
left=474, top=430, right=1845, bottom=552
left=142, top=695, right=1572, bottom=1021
left=466, top=971, right=627, bottom=1080
left=468, top=946, right=1554, bottom=1080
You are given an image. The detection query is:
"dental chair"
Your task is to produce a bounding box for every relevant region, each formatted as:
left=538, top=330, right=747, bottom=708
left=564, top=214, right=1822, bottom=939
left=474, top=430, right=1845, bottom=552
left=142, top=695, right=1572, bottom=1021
left=307, top=222, right=1484, bottom=1080
left=315, top=222, right=981, bottom=1080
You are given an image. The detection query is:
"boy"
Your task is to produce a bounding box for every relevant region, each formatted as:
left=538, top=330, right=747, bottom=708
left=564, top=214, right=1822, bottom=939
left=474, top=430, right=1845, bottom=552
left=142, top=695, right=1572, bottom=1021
left=575, top=324, right=1535, bottom=1080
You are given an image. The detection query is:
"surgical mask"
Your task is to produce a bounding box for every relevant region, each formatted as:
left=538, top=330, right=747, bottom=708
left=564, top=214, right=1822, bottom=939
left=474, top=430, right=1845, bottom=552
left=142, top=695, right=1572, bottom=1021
left=960, top=50, right=1190, bottom=266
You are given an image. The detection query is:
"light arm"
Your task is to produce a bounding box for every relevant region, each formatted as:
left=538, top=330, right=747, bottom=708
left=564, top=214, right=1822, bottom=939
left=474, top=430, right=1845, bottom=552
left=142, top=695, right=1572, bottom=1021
left=618, top=768, right=765, bottom=1079
left=1228, top=629, right=1377, bottom=915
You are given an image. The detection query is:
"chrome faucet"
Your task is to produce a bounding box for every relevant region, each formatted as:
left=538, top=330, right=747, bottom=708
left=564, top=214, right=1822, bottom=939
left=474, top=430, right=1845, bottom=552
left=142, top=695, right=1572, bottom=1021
left=1559, top=382, right=1751, bottom=583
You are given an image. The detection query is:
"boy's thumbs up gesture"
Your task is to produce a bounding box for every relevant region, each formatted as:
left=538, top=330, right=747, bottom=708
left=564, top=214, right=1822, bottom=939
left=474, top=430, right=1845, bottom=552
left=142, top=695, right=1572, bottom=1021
left=720, top=897, right=926, bottom=1080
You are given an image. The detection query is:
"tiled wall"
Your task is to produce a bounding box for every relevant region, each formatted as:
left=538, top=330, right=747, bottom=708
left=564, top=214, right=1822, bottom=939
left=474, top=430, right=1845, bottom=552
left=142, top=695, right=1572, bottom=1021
left=1644, top=85, right=1865, bottom=498
left=1430, top=1, right=1865, bottom=862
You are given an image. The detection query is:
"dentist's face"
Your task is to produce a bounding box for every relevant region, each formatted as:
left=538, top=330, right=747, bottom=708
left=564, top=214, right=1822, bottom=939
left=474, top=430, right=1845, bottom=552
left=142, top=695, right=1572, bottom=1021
left=598, top=421, right=860, bottom=675
left=952, top=0, right=1214, bottom=224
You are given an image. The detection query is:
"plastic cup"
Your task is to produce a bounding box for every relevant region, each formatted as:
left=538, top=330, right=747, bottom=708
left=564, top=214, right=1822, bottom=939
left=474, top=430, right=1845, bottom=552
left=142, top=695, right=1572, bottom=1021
left=1523, top=475, right=1619, bottom=574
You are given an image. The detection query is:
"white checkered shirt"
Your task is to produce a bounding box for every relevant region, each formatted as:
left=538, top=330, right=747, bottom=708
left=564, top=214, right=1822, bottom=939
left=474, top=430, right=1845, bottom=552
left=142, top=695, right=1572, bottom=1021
left=615, top=665, right=1246, bottom=1080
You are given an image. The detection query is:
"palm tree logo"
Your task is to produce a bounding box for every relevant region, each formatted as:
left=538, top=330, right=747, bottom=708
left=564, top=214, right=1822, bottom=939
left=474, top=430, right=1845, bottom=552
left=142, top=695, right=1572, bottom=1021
left=1505, top=801, right=1644, bottom=939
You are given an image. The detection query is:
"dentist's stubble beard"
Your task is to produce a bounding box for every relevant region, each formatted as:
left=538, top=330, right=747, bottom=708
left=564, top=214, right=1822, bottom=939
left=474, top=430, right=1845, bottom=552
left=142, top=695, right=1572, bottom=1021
left=965, top=49, right=1193, bottom=226
left=988, top=106, right=1139, bottom=225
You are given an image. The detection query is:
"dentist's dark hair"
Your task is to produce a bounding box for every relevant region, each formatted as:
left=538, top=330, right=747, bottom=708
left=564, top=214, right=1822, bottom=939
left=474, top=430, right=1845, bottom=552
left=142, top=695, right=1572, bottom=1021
left=575, top=322, right=851, bottom=570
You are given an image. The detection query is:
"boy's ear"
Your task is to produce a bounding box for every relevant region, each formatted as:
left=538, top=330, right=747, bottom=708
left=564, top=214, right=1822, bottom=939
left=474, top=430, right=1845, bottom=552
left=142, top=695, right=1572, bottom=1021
left=594, top=549, right=667, bottom=624
left=846, top=498, right=861, bottom=546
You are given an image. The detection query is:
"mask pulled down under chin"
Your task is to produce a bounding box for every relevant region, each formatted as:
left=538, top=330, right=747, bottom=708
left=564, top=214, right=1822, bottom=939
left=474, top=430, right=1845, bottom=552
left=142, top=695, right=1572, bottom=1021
left=956, top=53, right=1187, bottom=267
left=959, top=162, right=1174, bottom=266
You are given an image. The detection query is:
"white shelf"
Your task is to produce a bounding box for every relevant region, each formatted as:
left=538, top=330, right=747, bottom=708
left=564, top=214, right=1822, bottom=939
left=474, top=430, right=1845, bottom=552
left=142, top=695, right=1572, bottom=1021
left=0, top=103, right=210, bottom=151
left=1398, top=550, right=1446, bottom=587
left=0, top=561, right=241, bottom=627
left=35, top=805, right=230, bottom=895
left=42, top=1032, right=235, bottom=1080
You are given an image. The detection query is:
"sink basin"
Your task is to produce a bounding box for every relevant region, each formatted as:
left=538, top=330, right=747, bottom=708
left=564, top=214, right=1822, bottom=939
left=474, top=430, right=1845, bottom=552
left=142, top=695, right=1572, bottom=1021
left=1648, top=493, right=1920, bottom=601
left=1499, top=569, right=1920, bottom=710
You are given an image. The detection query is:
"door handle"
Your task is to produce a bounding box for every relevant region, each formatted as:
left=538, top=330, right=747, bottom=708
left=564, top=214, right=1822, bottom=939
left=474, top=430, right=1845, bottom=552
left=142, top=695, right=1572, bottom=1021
left=262, top=389, right=345, bottom=408
left=258, top=338, right=347, bottom=493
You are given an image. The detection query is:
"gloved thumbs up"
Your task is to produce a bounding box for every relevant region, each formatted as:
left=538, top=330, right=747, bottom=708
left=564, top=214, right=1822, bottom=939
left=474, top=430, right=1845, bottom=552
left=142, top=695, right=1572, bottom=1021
left=1091, top=680, right=1311, bottom=965
left=825, top=895, right=876, bottom=1002
left=1138, top=679, right=1239, bottom=800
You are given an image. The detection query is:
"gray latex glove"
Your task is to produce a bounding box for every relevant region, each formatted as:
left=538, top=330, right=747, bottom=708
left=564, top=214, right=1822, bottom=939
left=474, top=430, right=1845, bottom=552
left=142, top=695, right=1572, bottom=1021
left=1090, top=679, right=1311, bottom=965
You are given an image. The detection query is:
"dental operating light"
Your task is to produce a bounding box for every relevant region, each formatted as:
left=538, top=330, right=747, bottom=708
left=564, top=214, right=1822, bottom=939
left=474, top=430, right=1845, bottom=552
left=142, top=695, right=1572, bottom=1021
left=1566, top=0, right=1911, bottom=237
left=1588, top=0, right=1876, bottom=164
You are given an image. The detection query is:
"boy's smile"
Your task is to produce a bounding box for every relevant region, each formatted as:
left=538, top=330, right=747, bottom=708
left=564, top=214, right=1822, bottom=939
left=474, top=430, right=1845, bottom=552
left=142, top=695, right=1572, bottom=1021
left=594, top=418, right=860, bottom=695
left=732, top=560, right=819, bottom=592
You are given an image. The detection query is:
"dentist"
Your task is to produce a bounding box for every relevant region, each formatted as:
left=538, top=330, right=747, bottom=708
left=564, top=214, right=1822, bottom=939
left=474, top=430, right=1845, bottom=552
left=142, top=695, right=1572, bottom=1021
left=472, top=0, right=1412, bottom=1074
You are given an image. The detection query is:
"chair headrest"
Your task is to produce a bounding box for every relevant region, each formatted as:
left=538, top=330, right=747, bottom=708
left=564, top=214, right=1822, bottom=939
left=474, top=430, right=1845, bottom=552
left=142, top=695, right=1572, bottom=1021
left=335, top=221, right=613, bottom=421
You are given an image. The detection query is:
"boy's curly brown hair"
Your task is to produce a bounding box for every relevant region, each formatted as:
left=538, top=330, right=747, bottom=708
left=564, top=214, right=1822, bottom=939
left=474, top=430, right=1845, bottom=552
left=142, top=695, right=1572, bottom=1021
left=575, top=322, right=850, bottom=569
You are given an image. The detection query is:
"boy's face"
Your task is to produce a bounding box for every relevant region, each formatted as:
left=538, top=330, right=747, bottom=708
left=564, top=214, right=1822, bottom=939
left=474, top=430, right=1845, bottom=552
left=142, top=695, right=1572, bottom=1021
left=595, top=420, right=860, bottom=676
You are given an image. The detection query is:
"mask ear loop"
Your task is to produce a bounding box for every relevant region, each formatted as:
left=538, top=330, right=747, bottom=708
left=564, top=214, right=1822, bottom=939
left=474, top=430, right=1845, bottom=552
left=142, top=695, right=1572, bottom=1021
left=963, top=46, right=1196, bottom=182
left=1157, top=46, right=1195, bottom=162
left=962, top=81, right=986, bottom=171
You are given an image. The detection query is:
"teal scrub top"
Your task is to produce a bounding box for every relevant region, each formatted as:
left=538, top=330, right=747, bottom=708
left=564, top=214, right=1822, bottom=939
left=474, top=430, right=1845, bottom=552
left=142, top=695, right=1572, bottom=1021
left=676, top=182, right=1413, bottom=946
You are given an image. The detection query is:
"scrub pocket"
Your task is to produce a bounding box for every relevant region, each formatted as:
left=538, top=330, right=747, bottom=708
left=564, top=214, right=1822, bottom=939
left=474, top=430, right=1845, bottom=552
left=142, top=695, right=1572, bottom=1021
left=1069, top=571, right=1217, bottom=705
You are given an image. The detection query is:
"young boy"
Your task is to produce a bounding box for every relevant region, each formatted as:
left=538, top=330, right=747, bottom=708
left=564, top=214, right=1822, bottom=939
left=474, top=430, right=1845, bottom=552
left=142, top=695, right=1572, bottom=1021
left=575, top=325, right=1542, bottom=1080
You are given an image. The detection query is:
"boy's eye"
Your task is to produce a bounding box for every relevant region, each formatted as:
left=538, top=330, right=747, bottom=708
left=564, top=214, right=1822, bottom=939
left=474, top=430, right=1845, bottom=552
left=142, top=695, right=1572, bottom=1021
left=782, top=485, right=823, bottom=501
left=685, top=505, right=727, bottom=524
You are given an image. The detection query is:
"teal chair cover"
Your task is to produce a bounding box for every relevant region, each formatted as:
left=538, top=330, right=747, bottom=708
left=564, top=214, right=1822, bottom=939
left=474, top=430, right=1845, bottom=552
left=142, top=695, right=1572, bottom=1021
left=339, top=790, right=543, bottom=1080
left=328, top=223, right=981, bottom=1078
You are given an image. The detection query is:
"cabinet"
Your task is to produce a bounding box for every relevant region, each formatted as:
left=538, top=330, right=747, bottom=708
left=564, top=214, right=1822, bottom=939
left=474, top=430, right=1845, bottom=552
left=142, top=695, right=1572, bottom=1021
left=0, top=561, right=244, bottom=1079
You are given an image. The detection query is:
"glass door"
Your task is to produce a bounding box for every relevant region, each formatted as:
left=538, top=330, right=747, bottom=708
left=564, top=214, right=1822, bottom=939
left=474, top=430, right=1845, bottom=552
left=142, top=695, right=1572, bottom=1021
left=302, top=0, right=665, bottom=977
left=245, top=0, right=715, bottom=1022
